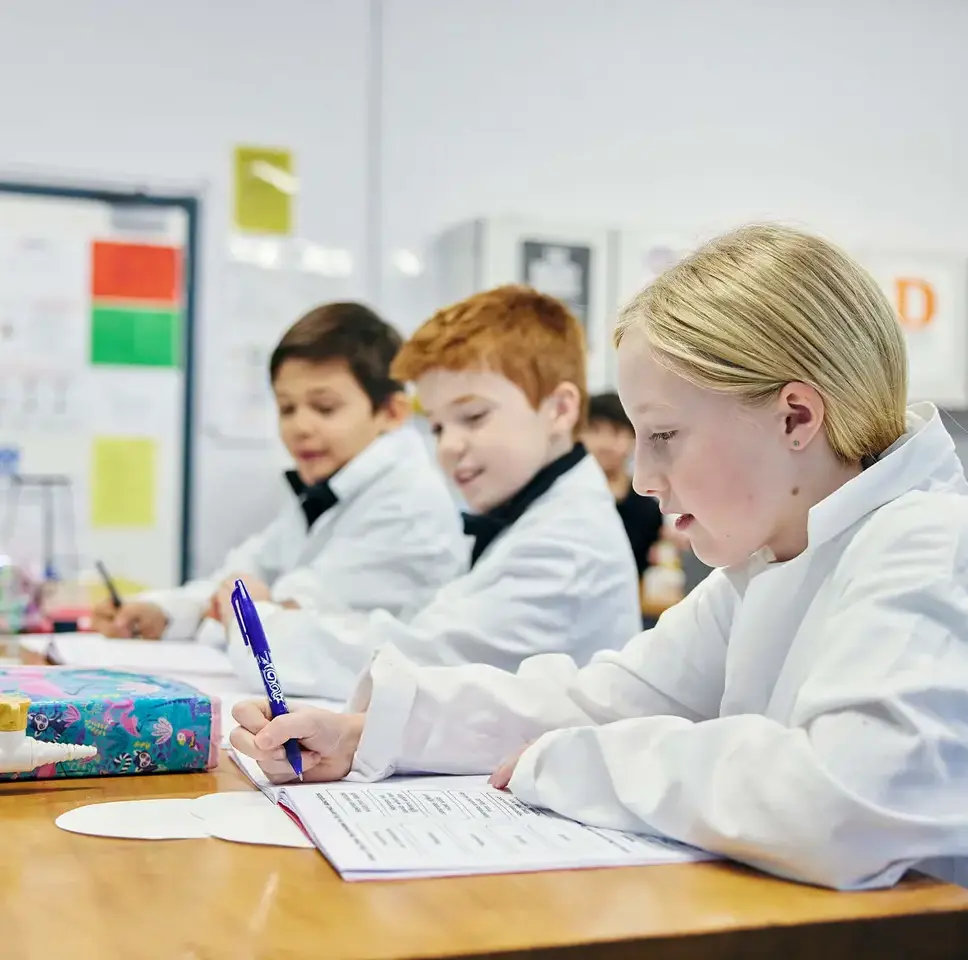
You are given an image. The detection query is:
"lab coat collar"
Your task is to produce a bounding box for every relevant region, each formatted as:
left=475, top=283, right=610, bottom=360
left=284, top=427, right=421, bottom=529
left=463, top=443, right=588, bottom=568
left=285, top=471, right=339, bottom=529
left=807, top=402, right=964, bottom=550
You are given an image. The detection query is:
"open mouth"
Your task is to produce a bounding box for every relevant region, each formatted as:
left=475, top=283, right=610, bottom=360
left=675, top=513, right=695, bottom=531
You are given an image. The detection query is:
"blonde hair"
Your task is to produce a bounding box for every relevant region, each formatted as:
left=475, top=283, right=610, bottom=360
left=614, top=224, right=908, bottom=464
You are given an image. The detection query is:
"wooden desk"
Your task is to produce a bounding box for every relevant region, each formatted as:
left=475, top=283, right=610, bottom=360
left=3, top=762, right=968, bottom=959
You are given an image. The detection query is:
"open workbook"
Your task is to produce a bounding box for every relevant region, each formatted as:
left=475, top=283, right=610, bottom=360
left=229, top=748, right=716, bottom=881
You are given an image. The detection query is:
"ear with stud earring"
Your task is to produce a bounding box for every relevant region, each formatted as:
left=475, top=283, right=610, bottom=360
left=793, top=440, right=800, bottom=448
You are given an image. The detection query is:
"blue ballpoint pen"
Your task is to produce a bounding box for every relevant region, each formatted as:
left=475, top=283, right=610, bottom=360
left=230, top=578, right=304, bottom=781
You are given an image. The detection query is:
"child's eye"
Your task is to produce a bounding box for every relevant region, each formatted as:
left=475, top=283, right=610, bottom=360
left=463, top=411, right=487, bottom=427
left=278, top=405, right=295, bottom=417
left=313, top=405, right=338, bottom=416
left=429, top=423, right=442, bottom=437
left=650, top=430, right=677, bottom=445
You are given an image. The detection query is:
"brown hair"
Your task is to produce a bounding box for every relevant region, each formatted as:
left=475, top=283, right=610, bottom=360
left=588, top=392, right=632, bottom=432
left=269, top=302, right=403, bottom=409
left=392, top=285, right=588, bottom=433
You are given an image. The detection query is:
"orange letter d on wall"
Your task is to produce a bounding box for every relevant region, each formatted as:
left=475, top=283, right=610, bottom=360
left=895, top=277, right=935, bottom=331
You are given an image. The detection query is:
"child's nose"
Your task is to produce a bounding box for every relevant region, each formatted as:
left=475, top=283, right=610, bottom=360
left=632, top=462, right=664, bottom=499
left=291, top=406, right=317, bottom=434
left=436, top=427, right=465, bottom=461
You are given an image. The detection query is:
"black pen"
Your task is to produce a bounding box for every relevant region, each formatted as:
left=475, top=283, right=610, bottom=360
left=95, top=560, right=123, bottom=609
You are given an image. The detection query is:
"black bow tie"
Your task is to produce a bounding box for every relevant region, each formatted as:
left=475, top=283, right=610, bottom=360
left=461, top=443, right=586, bottom=568
left=285, top=471, right=339, bottom=530
left=462, top=512, right=505, bottom=555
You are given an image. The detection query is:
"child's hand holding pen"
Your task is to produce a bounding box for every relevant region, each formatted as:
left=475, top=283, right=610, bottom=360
left=90, top=598, right=167, bottom=639
left=204, top=573, right=272, bottom=624
left=230, top=700, right=364, bottom=784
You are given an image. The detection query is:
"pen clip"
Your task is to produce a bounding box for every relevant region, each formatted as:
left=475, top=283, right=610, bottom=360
left=231, top=579, right=252, bottom=649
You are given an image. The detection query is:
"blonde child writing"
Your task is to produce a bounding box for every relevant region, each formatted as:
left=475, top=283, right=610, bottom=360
left=231, top=225, right=968, bottom=890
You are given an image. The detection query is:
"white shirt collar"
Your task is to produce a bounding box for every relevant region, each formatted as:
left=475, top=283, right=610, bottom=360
left=806, top=402, right=965, bottom=550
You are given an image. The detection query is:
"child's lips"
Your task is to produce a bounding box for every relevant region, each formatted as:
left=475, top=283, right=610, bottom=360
left=455, top=468, right=483, bottom=486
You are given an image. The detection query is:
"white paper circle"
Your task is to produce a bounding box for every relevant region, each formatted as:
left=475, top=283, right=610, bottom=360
left=55, top=799, right=209, bottom=840
left=192, top=791, right=313, bottom=849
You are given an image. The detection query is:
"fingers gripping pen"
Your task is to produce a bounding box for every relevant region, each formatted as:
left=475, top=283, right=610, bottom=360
left=230, top=579, right=303, bottom=780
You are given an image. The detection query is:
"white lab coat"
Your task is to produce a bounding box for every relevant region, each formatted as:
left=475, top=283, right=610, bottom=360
left=347, top=403, right=968, bottom=890
left=226, top=454, right=642, bottom=699
left=140, top=426, right=465, bottom=641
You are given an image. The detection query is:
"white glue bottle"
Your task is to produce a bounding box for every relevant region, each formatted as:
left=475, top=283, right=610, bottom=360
left=0, top=695, right=98, bottom=773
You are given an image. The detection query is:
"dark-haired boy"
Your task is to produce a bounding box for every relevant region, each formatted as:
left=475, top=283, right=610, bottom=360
left=92, top=302, right=464, bottom=643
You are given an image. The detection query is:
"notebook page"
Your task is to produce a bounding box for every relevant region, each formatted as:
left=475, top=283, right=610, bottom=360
left=228, top=746, right=490, bottom=801
left=281, top=782, right=714, bottom=879
left=48, top=636, right=235, bottom=676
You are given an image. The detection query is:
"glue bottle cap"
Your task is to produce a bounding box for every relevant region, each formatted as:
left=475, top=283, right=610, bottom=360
left=0, top=696, right=30, bottom=733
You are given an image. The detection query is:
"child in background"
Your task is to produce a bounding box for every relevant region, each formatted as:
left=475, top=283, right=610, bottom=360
left=223, top=286, right=641, bottom=698
left=232, top=226, right=968, bottom=890
left=92, top=302, right=464, bottom=643
left=583, top=391, right=663, bottom=576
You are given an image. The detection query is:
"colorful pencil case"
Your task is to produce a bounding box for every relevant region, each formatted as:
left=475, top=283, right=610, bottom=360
left=0, top=665, right=220, bottom=781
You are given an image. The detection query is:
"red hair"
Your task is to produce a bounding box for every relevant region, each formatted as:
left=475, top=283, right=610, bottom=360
left=392, top=285, right=588, bottom=433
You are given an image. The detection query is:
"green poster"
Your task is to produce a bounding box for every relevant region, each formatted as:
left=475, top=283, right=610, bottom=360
left=90, top=305, right=180, bottom=367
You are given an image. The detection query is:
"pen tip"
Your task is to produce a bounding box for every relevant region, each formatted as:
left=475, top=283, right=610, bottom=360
left=298, top=773, right=304, bottom=781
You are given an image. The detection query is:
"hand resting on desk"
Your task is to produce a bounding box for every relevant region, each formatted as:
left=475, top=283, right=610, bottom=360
left=90, top=599, right=168, bottom=640
left=230, top=700, right=364, bottom=784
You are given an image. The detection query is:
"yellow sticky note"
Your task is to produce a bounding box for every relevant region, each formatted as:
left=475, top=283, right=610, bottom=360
left=233, top=145, right=294, bottom=234
left=90, top=438, right=156, bottom=527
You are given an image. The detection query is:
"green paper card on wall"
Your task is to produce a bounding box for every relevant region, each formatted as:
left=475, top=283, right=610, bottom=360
left=90, top=305, right=180, bottom=367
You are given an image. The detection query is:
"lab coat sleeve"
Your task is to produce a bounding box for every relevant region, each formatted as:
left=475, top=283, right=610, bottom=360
left=138, top=523, right=282, bottom=640
left=267, top=510, right=464, bottom=620
left=348, top=569, right=737, bottom=779
left=508, top=517, right=968, bottom=890
left=226, top=537, right=614, bottom=700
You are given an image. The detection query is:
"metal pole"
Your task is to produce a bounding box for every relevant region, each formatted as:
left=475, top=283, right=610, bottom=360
left=364, top=0, right=385, bottom=308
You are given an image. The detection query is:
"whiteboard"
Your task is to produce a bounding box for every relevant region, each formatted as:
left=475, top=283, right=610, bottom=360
left=0, top=183, right=196, bottom=590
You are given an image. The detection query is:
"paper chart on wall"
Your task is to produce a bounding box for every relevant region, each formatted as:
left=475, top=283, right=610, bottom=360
left=83, top=368, right=179, bottom=435
left=0, top=296, right=87, bottom=370
left=0, top=231, right=88, bottom=364
left=0, top=193, right=189, bottom=591
left=0, top=369, right=86, bottom=432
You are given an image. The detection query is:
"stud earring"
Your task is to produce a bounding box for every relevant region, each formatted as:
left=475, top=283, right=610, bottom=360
left=792, top=440, right=800, bottom=448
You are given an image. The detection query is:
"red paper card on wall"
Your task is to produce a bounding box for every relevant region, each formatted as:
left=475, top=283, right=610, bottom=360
left=92, top=241, right=181, bottom=303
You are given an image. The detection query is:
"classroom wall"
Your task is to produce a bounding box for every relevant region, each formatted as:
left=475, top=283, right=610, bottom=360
left=0, top=0, right=371, bottom=576
left=378, top=0, right=968, bottom=328
left=2, top=0, right=968, bottom=577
